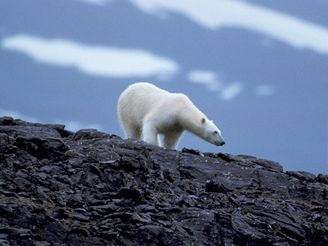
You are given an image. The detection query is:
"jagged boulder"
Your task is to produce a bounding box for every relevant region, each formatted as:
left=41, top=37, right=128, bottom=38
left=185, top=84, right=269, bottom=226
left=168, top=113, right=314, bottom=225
left=0, top=117, right=327, bottom=245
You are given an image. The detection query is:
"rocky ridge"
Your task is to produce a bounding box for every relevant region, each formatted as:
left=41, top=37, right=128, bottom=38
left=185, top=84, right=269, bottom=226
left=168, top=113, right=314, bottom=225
left=0, top=117, right=327, bottom=245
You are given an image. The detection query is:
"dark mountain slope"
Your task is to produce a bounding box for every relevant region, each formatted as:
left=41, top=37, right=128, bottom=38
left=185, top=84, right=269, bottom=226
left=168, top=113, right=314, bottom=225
left=0, top=117, right=327, bottom=245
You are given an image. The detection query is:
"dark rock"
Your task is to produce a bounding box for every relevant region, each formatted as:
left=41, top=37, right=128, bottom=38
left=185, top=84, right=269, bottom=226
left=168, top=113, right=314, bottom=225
left=0, top=204, right=14, bottom=218
left=0, top=116, right=14, bottom=125
left=252, top=158, right=284, bottom=172
left=0, top=133, right=10, bottom=147
left=72, top=129, right=108, bottom=140
left=181, top=147, right=204, bottom=156
left=44, top=124, right=72, bottom=138
left=116, top=187, right=144, bottom=203
left=0, top=116, right=327, bottom=245
left=216, top=152, right=234, bottom=162
left=71, top=213, right=90, bottom=222
left=15, top=137, right=68, bottom=161
left=162, top=169, right=175, bottom=183
left=286, top=171, right=317, bottom=182
left=205, top=180, right=232, bottom=193
left=317, top=174, right=328, bottom=184
left=0, top=227, right=32, bottom=238
left=114, top=157, right=141, bottom=172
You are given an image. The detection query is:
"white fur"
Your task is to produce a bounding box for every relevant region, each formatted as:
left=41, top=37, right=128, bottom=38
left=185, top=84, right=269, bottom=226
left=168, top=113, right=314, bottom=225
left=117, top=82, right=225, bottom=149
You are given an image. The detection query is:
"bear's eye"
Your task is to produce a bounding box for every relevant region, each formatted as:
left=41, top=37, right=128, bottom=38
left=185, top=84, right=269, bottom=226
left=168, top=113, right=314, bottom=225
left=213, top=131, right=218, bottom=134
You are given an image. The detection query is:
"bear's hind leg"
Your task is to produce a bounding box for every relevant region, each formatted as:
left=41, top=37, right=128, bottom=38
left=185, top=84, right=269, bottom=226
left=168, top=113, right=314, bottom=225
left=123, top=124, right=142, bottom=140
left=163, top=129, right=183, bottom=149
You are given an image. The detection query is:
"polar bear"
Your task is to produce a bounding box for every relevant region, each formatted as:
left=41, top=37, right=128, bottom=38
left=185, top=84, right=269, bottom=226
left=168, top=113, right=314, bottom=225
left=117, top=82, right=225, bottom=149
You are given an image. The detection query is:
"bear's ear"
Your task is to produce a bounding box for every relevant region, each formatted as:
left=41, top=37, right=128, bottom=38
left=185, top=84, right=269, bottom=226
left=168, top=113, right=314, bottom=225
left=201, top=118, right=206, bottom=124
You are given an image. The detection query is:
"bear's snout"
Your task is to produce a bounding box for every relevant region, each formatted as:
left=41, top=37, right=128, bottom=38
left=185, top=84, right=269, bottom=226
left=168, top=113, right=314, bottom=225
left=214, top=140, right=225, bottom=146
left=218, top=141, right=225, bottom=146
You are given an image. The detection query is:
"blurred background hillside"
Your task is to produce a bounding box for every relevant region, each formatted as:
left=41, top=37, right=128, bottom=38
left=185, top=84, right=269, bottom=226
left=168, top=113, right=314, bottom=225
left=1, top=0, right=327, bottom=173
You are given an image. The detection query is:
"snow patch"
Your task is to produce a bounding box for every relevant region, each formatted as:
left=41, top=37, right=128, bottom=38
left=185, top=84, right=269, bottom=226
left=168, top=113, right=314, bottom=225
left=131, top=0, right=328, bottom=55
left=255, top=85, right=275, bottom=96
left=75, top=0, right=113, bottom=6
left=1, top=34, right=178, bottom=80
left=187, top=70, right=243, bottom=100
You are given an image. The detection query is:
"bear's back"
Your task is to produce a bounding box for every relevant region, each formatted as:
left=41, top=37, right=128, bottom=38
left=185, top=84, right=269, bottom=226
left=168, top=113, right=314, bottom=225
left=118, top=82, right=171, bottom=124
left=121, top=82, right=168, bottom=105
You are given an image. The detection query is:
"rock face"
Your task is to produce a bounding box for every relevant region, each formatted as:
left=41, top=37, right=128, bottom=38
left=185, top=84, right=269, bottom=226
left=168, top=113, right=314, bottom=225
left=0, top=117, right=327, bottom=246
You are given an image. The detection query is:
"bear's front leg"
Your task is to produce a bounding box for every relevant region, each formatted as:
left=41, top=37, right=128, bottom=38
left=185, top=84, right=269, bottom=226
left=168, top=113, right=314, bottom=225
left=163, top=129, right=183, bottom=149
left=142, top=123, right=160, bottom=146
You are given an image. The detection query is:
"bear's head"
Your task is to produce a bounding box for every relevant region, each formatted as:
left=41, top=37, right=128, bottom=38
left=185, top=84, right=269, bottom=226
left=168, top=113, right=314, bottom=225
left=201, top=118, right=225, bottom=146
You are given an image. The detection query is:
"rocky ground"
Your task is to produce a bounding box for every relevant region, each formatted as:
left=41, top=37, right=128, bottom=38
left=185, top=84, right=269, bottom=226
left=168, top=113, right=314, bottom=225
left=0, top=117, right=327, bottom=246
